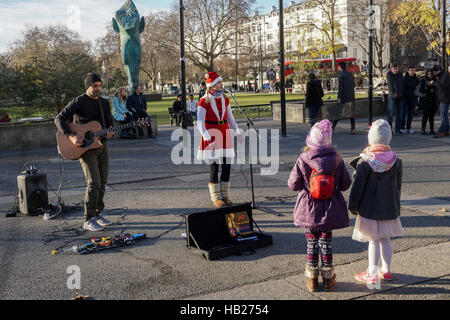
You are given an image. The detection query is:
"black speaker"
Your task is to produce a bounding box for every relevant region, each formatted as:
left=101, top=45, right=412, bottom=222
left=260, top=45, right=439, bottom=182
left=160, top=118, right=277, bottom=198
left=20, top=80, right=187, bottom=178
left=17, top=172, right=48, bottom=216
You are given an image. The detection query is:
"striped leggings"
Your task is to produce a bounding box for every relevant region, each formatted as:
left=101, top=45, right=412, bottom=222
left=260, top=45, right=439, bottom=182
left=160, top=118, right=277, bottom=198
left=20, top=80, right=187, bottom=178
left=305, top=230, right=333, bottom=268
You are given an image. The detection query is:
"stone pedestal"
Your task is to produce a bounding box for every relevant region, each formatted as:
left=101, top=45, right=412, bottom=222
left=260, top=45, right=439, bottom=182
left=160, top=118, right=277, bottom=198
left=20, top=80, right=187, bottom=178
left=272, top=97, right=387, bottom=124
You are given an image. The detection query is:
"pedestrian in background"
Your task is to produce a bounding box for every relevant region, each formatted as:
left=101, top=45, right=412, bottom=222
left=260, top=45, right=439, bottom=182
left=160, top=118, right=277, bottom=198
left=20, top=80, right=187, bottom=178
left=305, top=72, right=324, bottom=127
left=288, top=119, right=351, bottom=292
left=332, top=61, right=356, bottom=134
left=418, top=69, right=438, bottom=135
left=386, top=63, right=404, bottom=135
left=348, top=119, right=404, bottom=285
left=431, top=65, right=450, bottom=138
left=401, top=66, right=419, bottom=134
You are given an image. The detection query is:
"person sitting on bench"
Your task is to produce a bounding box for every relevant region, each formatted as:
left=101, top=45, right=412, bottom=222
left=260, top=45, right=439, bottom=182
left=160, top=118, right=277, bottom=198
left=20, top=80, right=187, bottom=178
left=172, top=94, right=183, bottom=126
left=126, top=84, right=153, bottom=138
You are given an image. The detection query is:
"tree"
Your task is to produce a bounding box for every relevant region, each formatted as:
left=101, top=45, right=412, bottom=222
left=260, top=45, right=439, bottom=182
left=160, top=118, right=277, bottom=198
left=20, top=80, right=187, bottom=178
left=0, top=54, right=20, bottom=102
left=352, top=0, right=394, bottom=77
left=182, top=0, right=256, bottom=72
left=139, top=11, right=180, bottom=92
left=392, top=0, right=450, bottom=58
left=297, top=0, right=344, bottom=73
left=9, top=25, right=98, bottom=112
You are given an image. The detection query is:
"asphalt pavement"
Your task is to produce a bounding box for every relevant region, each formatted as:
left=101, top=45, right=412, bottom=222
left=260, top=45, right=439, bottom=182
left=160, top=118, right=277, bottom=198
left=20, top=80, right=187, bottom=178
left=0, top=116, right=449, bottom=301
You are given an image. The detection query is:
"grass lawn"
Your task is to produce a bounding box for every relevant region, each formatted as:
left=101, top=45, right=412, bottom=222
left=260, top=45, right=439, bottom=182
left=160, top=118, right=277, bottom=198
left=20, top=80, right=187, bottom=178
left=148, top=93, right=326, bottom=125
left=4, top=92, right=374, bottom=125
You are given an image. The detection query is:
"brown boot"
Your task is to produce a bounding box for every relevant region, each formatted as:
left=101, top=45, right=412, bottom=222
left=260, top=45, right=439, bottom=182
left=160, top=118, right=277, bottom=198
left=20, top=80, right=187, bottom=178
left=220, top=181, right=233, bottom=206
left=305, top=264, right=319, bottom=292
left=208, top=183, right=226, bottom=208
left=321, top=267, right=337, bottom=291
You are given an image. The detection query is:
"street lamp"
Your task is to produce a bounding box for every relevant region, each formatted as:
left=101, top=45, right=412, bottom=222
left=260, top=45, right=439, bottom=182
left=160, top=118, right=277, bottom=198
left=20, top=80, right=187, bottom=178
left=279, top=0, right=287, bottom=137
left=368, top=2, right=375, bottom=127
left=179, top=0, right=188, bottom=130
left=442, top=0, right=447, bottom=70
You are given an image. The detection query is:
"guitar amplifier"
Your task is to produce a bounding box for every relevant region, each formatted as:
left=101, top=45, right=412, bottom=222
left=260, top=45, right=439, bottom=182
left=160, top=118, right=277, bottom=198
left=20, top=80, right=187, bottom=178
left=17, top=172, right=48, bottom=216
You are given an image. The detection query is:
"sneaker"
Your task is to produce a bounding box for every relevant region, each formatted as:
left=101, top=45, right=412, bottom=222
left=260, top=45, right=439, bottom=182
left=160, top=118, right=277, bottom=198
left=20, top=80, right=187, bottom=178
left=378, top=270, right=393, bottom=281
left=421, top=130, right=426, bottom=135
left=83, top=218, right=104, bottom=232
left=355, top=270, right=378, bottom=284
left=399, top=129, right=405, bottom=134
left=408, top=129, right=415, bottom=134
left=96, top=215, right=112, bottom=227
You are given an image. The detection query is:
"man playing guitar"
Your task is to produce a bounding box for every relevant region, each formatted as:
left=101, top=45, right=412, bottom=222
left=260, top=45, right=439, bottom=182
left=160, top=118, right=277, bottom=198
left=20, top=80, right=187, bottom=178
left=54, top=73, right=115, bottom=232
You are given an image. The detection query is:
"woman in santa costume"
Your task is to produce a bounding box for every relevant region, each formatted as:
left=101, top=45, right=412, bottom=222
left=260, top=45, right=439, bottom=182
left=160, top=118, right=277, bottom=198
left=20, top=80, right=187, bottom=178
left=197, top=71, right=243, bottom=208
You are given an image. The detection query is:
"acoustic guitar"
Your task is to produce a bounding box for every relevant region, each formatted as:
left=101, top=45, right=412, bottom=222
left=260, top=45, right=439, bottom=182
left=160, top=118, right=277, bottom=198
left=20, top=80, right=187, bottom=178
left=56, top=118, right=149, bottom=160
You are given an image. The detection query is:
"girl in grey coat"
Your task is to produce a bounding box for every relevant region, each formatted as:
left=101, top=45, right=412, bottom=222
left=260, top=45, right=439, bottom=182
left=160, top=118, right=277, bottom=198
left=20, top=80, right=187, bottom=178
left=348, top=119, right=404, bottom=284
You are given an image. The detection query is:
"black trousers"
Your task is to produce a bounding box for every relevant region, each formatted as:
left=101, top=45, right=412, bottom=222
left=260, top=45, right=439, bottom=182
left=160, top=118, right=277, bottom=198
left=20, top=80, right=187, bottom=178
left=422, top=106, right=435, bottom=132
left=132, top=109, right=152, bottom=137
left=119, top=113, right=136, bottom=138
left=210, top=158, right=231, bottom=183
left=333, top=118, right=355, bottom=130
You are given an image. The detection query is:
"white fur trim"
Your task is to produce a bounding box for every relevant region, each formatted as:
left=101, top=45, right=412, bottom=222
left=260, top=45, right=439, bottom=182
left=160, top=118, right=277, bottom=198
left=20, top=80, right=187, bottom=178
left=209, top=94, right=226, bottom=121
left=206, top=76, right=223, bottom=87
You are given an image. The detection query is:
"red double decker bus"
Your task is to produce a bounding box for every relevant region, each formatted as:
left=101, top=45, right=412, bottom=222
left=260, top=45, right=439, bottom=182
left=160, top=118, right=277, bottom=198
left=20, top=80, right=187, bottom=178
left=283, top=57, right=360, bottom=77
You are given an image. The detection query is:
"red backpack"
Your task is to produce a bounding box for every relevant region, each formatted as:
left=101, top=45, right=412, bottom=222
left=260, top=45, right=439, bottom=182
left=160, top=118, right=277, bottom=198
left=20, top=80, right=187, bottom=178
left=309, top=169, right=336, bottom=200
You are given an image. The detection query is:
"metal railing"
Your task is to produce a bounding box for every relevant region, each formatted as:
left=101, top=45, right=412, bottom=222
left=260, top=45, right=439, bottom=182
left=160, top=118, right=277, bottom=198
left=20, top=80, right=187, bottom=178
left=230, top=104, right=272, bottom=119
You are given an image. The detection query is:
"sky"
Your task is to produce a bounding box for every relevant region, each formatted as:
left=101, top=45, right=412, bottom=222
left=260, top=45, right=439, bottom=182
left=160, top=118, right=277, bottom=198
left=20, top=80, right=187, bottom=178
left=0, top=0, right=289, bottom=53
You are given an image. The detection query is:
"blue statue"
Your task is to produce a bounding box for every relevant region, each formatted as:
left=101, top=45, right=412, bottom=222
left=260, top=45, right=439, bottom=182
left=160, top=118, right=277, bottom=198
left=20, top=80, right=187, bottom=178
left=112, top=0, right=145, bottom=90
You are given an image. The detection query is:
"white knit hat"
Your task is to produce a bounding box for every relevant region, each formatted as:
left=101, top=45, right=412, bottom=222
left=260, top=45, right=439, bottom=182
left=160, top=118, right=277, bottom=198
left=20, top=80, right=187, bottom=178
left=368, top=119, right=392, bottom=146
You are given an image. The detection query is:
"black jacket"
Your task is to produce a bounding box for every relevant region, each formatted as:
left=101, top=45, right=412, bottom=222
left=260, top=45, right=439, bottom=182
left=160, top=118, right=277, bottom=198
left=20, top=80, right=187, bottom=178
left=338, top=70, right=355, bottom=103
left=433, top=71, right=450, bottom=104
left=402, top=73, right=419, bottom=100
left=418, top=76, right=438, bottom=111
left=348, top=158, right=402, bottom=221
left=386, top=70, right=403, bottom=100
left=305, top=79, right=324, bottom=108
left=54, top=93, right=113, bottom=135
left=172, top=100, right=183, bottom=113
left=126, top=93, right=147, bottom=113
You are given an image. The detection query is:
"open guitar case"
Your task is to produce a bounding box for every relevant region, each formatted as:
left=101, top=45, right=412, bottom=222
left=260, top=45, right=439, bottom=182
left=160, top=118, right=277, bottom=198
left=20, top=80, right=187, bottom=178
left=185, top=203, right=273, bottom=260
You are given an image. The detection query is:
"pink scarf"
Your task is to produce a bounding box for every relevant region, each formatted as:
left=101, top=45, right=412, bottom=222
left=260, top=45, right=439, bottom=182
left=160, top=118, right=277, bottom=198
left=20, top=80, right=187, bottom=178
left=360, top=145, right=397, bottom=173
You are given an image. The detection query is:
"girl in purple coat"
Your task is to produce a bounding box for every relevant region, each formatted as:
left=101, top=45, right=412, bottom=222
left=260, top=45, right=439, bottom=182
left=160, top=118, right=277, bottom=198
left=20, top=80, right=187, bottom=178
left=288, top=119, right=351, bottom=292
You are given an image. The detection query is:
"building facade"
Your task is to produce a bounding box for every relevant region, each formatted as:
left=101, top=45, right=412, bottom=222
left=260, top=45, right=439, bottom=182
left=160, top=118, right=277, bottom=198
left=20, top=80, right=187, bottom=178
left=234, top=0, right=390, bottom=85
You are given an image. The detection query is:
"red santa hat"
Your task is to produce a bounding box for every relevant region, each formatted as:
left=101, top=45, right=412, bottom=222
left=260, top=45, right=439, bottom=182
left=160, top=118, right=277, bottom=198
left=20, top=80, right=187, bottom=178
left=205, top=72, right=223, bottom=88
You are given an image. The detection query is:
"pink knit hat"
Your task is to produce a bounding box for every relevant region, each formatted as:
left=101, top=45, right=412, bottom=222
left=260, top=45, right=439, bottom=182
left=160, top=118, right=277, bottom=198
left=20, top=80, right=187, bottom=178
left=306, top=119, right=333, bottom=148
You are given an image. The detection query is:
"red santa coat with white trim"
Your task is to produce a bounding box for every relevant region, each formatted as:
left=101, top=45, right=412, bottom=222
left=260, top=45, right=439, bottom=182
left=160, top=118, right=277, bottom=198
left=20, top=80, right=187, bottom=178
left=197, top=94, right=235, bottom=160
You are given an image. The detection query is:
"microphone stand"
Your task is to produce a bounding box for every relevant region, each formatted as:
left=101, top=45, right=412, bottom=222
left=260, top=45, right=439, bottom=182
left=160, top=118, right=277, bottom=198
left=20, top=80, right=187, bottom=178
left=226, top=90, right=282, bottom=217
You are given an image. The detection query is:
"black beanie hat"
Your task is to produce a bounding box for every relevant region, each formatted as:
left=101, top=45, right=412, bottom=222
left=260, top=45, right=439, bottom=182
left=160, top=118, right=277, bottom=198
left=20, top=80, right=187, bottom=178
left=84, top=73, right=102, bottom=90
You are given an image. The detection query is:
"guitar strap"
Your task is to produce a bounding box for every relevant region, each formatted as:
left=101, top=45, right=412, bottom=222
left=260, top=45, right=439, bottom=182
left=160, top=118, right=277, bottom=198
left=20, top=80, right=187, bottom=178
left=97, top=98, right=106, bottom=129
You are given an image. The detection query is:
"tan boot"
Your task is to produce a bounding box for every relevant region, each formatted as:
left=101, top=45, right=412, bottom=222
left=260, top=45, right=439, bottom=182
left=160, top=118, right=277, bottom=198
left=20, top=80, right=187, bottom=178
left=209, top=183, right=226, bottom=208
left=220, top=181, right=233, bottom=206
left=321, top=266, right=337, bottom=291
left=305, top=264, right=319, bottom=292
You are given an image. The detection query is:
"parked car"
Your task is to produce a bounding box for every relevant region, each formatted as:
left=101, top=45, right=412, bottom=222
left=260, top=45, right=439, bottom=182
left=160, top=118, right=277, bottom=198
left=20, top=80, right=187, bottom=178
left=168, top=86, right=180, bottom=95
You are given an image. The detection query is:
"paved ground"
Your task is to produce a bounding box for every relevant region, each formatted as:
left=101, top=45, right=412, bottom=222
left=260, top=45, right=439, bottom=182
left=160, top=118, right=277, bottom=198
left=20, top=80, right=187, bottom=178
left=0, top=115, right=449, bottom=301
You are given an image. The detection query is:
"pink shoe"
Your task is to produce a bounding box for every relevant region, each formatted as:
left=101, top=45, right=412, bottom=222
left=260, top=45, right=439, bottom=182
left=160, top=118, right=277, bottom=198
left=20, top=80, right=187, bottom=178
left=378, top=271, right=393, bottom=281
left=355, top=270, right=378, bottom=284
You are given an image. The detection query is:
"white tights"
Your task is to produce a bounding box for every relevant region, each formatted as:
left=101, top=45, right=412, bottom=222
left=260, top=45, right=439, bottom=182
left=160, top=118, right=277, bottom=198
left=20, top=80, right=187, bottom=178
left=368, top=238, right=392, bottom=275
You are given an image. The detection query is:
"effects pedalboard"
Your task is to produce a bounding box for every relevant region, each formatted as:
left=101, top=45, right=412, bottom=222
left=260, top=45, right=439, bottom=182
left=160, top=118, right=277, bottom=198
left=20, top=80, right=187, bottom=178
left=51, top=233, right=146, bottom=255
